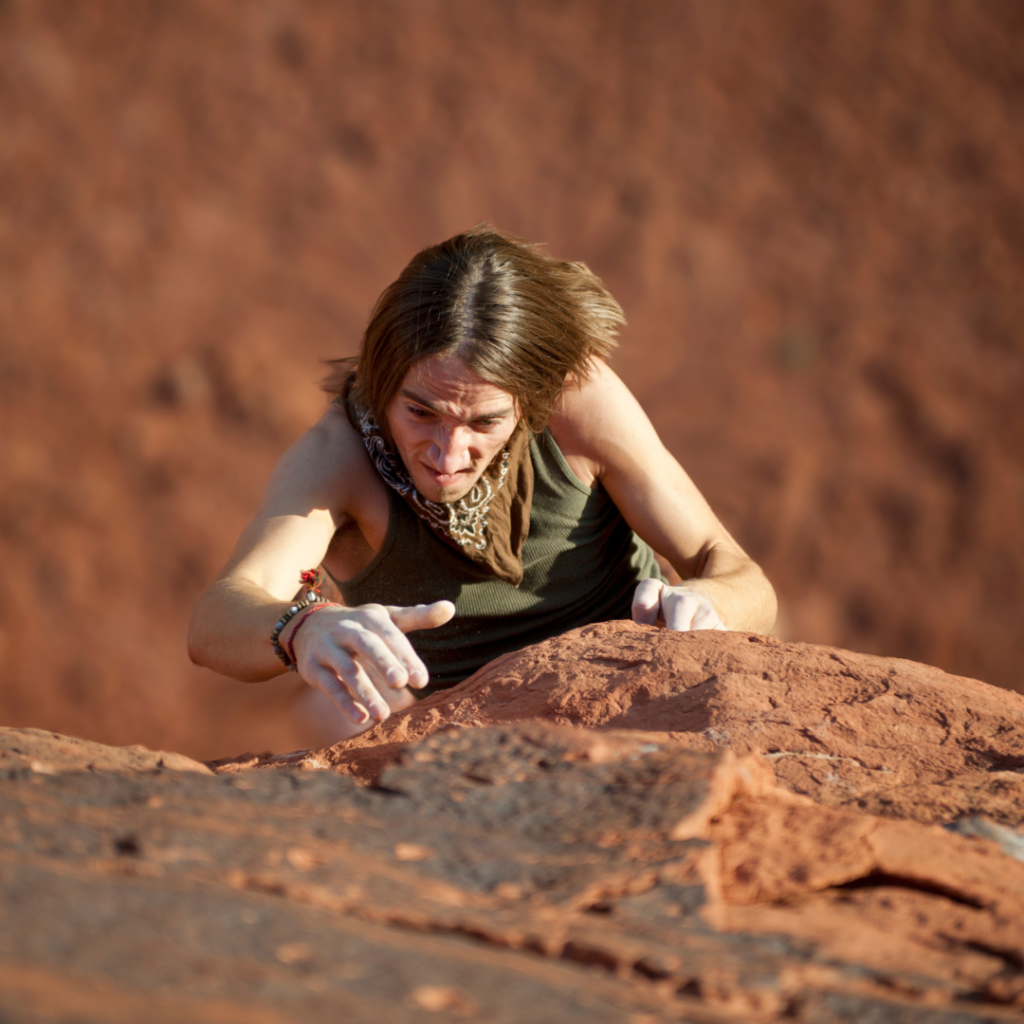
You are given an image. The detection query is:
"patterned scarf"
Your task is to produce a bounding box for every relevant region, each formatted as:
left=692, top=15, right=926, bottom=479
left=348, top=392, right=534, bottom=586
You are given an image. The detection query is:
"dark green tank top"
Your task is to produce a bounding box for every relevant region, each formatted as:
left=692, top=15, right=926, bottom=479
left=331, top=429, right=663, bottom=695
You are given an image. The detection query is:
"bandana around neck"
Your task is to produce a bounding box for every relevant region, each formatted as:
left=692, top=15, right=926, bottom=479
left=347, top=390, right=534, bottom=586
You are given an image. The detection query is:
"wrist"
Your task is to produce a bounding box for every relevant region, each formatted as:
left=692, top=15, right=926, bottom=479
left=268, top=567, right=334, bottom=672
left=280, top=601, right=340, bottom=665
left=270, top=596, right=326, bottom=671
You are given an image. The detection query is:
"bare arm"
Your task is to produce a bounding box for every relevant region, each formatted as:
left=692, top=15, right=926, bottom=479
left=187, top=403, right=452, bottom=724
left=550, top=360, right=777, bottom=633
left=188, top=404, right=353, bottom=681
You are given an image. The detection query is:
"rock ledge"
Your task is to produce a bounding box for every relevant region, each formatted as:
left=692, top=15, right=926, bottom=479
left=4, top=624, right=1024, bottom=1023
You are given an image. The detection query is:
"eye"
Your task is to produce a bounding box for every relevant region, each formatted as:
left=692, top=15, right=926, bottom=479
left=406, top=405, right=433, bottom=419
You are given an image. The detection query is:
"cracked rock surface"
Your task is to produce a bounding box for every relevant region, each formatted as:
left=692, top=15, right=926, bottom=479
left=4, top=625, right=1024, bottom=1022
left=254, top=622, right=1024, bottom=829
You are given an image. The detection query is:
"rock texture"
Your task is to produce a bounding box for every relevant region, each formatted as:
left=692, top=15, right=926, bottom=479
left=0, top=726, right=212, bottom=776
left=251, top=622, right=1024, bottom=829
left=6, top=626, right=1024, bottom=1022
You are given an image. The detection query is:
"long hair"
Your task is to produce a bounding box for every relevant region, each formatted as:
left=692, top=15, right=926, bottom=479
left=323, top=225, right=625, bottom=436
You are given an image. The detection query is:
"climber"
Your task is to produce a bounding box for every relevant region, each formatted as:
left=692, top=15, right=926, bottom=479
left=188, top=226, right=776, bottom=735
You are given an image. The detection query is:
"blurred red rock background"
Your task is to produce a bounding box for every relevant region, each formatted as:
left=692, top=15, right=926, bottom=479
left=1, top=0, right=1021, bottom=760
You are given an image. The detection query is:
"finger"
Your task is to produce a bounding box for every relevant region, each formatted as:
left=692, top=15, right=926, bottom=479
left=349, top=605, right=433, bottom=689
left=322, top=645, right=391, bottom=723
left=690, top=599, right=723, bottom=631
left=382, top=601, right=454, bottom=689
left=662, top=590, right=701, bottom=631
left=631, top=578, right=664, bottom=626
left=352, top=647, right=402, bottom=702
left=691, top=608, right=723, bottom=630
left=355, top=653, right=416, bottom=711
left=337, top=623, right=412, bottom=689
left=387, top=600, right=456, bottom=633
left=302, top=661, right=370, bottom=725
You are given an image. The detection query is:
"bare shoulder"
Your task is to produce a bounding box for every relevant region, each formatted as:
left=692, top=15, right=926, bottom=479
left=212, top=402, right=388, bottom=595
left=259, top=401, right=381, bottom=522
left=548, top=359, right=664, bottom=486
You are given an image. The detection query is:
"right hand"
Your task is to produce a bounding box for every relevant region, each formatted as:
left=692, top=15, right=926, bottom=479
left=282, top=600, right=455, bottom=726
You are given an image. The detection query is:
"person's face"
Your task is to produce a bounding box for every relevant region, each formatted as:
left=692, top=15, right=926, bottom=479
left=386, top=352, right=520, bottom=503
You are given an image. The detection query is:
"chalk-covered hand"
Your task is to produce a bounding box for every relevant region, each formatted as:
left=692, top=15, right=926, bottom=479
left=631, top=578, right=727, bottom=631
left=283, top=600, right=455, bottom=726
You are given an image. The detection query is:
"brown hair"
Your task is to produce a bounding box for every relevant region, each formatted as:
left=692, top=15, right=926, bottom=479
left=323, top=224, right=625, bottom=436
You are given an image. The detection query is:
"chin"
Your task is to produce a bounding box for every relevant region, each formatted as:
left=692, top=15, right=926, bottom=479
left=424, top=482, right=474, bottom=504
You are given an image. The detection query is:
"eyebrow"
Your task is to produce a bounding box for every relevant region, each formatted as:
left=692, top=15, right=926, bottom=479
left=399, top=388, right=515, bottom=420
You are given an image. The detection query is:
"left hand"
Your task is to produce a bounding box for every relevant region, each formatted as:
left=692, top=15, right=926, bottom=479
left=632, top=578, right=727, bottom=631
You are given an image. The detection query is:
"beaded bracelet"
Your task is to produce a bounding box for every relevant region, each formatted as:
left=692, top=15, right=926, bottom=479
left=284, top=601, right=337, bottom=665
left=270, top=595, right=324, bottom=671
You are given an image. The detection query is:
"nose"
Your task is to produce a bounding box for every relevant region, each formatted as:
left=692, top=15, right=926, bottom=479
left=428, top=425, right=472, bottom=473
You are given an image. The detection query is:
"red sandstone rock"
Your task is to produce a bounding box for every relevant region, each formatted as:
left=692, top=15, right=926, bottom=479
left=6, top=627, right=1024, bottom=1020
left=664, top=747, right=1024, bottom=1005
left=259, top=622, right=1024, bottom=832
left=0, top=726, right=211, bottom=775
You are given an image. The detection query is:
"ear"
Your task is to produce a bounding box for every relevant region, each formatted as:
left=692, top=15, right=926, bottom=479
left=511, top=393, right=528, bottom=424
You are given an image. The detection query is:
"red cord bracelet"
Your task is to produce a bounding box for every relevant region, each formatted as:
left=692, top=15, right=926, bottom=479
left=284, top=602, right=338, bottom=665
